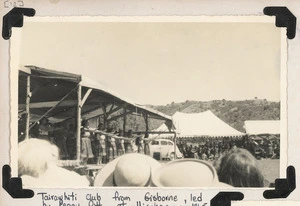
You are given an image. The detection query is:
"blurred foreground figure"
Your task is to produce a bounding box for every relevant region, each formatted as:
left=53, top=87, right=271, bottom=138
left=94, top=153, right=161, bottom=187
left=217, top=147, right=264, bottom=187
left=18, top=138, right=90, bottom=187
left=151, top=159, right=230, bottom=187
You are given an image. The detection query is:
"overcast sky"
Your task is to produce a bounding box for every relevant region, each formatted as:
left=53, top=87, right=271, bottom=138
left=19, top=21, right=281, bottom=105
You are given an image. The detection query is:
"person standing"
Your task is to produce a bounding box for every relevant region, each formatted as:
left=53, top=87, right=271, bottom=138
left=80, top=120, right=94, bottom=166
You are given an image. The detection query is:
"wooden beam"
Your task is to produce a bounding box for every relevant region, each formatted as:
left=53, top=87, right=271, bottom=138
left=131, top=112, right=169, bottom=121
left=28, top=65, right=81, bottom=81
left=85, top=113, right=105, bottom=121
left=108, top=110, right=131, bottom=122
left=80, top=88, right=92, bottom=107
left=19, top=100, right=78, bottom=109
left=106, top=103, right=127, bottom=116
left=25, top=75, right=30, bottom=140
left=132, top=131, right=176, bottom=134
left=29, top=85, right=78, bottom=129
left=76, top=85, right=82, bottom=161
left=108, top=102, right=115, bottom=113
left=83, top=103, right=114, bottom=121
left=30, top=74, right=79, bottom=81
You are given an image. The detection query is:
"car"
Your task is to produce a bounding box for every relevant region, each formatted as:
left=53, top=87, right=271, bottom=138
left=149, top=139, right=183, bottom=160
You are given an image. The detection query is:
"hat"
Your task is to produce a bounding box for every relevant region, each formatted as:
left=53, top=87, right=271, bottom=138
left=94, top=153, right=161, bottom=187
left=151, top=159, right=231, bottom=187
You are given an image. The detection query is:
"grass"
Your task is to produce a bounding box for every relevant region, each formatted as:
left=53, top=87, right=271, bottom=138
left=257, top=159, right=279, bottom=184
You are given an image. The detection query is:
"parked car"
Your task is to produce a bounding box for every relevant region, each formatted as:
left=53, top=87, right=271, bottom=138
left=149, top=139, right=183, bottom=160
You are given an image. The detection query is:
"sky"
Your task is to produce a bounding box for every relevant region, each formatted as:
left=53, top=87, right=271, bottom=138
left=18, top=20, right=282, bottom=105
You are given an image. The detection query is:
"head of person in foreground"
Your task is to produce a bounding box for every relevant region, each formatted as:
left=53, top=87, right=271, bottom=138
left=217, top=147, right=264, bottom=187
left=18, top=138, right=89, bottom=187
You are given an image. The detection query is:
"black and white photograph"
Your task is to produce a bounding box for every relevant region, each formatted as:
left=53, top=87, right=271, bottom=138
left=12, top=17, right=286, bottom=188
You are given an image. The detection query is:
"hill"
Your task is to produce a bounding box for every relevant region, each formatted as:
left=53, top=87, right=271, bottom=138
left=148, top=99, right=280, bottom=133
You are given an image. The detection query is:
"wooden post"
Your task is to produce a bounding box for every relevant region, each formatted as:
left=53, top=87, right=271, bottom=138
left=100, top=103, right=107, bottom=129
left=144, top=113, right=149, bottom=155
left=103, top=116, right=107, bottom=130
left=123, top=108, right=126, bottom=132
left=25, top=75, right=30, bottom=140
left=76, top=85, right=82, bottom=161
left=174, top=133, right=177, bottom=160
left=144, top=114, right=149, bottom=135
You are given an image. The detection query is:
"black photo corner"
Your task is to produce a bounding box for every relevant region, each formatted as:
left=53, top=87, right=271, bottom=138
left=0, top=5, right=298, bottom=205
left=2, top=165, right=34, bottom=198
left=210, top=192, right=244, bottom=206
left=263, top=166, right=296, bottom=199
left=263, top=6, right=297, bottom=39
left=2, top=7, right=35, bottom=40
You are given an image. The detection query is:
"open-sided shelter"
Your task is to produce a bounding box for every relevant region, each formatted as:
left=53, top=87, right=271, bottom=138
left=19, top=66, right=173, bottom=162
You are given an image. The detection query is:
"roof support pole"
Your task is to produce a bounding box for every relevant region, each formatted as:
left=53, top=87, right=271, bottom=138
left=143, top=113, right=149, bottom=135
left=76, top=85, right=82, bottom=162
left=100, top=103, right=107, bottom=129
left=123, top=108, right=126, bottom=132
left=143, top=113, right=149, bottom=156
left=174, top=133, right=177, bottom=160
left=25, top=75, right=30, bottom=140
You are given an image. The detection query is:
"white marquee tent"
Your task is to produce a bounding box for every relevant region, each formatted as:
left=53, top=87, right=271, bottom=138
left=244, top=120, right=280, bottom=135
left=153, top=110, right=245, bottom=139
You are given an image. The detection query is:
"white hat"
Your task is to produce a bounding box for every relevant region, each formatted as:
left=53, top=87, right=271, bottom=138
left=94, top=153, right=161, bottom=187
left=151, top=159, right=231, bottom=187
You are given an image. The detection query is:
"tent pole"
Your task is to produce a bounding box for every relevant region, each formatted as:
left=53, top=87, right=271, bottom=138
left=25, top=75, right=30, bottom=140
left=76, top=85, right=82, bottom=162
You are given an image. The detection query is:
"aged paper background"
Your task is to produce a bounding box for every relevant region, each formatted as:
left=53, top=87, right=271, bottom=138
left=1, top=0, right=300, bottom=205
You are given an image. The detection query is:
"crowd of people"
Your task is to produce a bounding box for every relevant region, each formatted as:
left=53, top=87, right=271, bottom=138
left=176, top=136, right=280, bottom=161
left=18, top=137, right=268, bottom=188
left=81, top=120, right=148, bottom=166
left=18, top=117, right=279, bottom=188
left=19, top=117, right=149, bottom=165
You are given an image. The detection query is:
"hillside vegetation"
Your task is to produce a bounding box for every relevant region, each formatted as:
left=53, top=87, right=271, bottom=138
left=149, top=99, right=280, bottom=132
left=114, top=99, right=280, bottom=133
